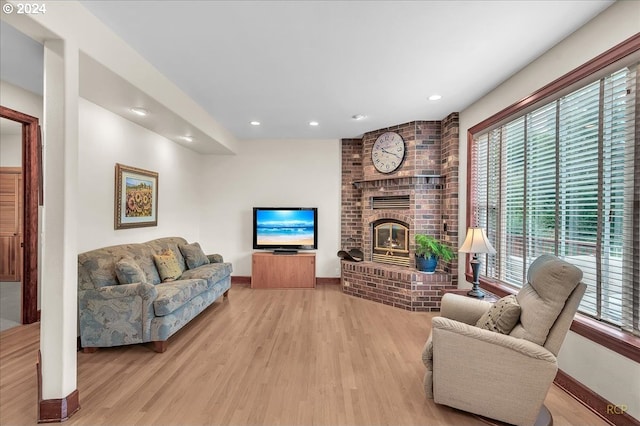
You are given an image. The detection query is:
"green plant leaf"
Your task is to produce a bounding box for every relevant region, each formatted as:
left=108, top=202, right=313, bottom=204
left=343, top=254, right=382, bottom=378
left=414, top=233, right=455, bottom=261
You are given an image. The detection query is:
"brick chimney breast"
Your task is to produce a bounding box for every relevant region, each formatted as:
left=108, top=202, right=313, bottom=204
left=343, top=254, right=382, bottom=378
left=340, top=114, right=460, bottom=311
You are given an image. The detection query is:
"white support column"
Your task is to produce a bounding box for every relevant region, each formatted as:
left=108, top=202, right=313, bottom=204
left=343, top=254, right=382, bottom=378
left=41, top=37, right=79, bottom=407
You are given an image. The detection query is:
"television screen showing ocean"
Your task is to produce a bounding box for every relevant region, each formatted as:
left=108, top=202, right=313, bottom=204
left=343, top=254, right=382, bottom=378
left=256, top=210, right=315, bottom=245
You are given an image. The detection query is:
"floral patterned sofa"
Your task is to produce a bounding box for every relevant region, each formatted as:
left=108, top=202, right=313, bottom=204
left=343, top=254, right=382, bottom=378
left=78, top=237, right=232, bottom=352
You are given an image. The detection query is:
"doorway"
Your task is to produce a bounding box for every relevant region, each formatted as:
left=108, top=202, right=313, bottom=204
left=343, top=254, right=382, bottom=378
left=0, top=106, right=39, bottom=326
left=0, top=140, right=23, bottom=329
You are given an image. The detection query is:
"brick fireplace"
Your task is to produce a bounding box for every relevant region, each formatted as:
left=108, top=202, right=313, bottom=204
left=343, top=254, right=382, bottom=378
left=340, top=115, right=460, bottom=311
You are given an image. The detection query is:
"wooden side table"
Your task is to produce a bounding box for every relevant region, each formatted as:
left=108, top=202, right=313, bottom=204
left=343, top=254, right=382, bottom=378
left=441, top=288, right=499, bottom=303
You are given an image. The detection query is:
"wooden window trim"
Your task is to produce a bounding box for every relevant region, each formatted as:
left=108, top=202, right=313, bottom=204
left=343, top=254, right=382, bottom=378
left=465, top=33, right=640, bottom=364
left=465, top=273, right=640, bottom=363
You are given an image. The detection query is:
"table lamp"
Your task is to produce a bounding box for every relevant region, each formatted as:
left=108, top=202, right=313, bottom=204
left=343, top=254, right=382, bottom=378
left=459, top=227, right=496, bottom=298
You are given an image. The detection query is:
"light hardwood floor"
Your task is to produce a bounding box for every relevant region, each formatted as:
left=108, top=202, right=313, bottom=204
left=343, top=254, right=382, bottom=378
left=0, top=285, right=607, bottom=425
left=0, top=281, right=21, bottom=332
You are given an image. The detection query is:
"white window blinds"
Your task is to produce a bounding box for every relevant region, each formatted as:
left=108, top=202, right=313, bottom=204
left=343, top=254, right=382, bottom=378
left=470, top=64, right=639, bottom=334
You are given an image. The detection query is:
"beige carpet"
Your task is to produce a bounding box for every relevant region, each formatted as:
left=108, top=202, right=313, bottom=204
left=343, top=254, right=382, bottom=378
left=0, top=281, right=21, bottom=332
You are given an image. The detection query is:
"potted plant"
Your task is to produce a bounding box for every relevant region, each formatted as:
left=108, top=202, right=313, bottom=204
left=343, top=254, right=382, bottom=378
left=414, top=234, right=454, bottom=274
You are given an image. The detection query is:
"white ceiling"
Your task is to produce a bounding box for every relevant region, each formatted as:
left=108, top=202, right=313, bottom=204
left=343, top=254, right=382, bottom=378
left=1, top=1, right=614, bottom=143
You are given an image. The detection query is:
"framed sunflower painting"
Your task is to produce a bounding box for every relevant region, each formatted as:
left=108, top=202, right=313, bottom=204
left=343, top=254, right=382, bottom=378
left=114, top=163, right=158, bottom=229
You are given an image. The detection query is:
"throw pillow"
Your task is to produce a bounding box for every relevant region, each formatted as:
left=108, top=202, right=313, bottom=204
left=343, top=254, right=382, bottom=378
left=115, top=258, right=147, bottom=284
left=476, top=295, right=521, bottom=335
left=153, top=249, right=182, bottom=282
left=179, top=242, right=210, bottom=270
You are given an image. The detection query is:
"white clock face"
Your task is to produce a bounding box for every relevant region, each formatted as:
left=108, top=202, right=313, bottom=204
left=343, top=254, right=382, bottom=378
left=372, top=132, right=405, bottom=173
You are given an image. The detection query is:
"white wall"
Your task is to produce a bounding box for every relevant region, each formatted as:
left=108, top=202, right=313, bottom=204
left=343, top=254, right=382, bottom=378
left=0, top=81, right=42, bottom=167
left=458, top=1, right=640, bottom=420
left=0, top=80, right=43, bottom=117
left=0, top=132, right=21, bottom=166
left=78, top=98, right=203, bottom=252
left=200, top=139, right=341, bottom=278
left=559, top=333, right=640, bottom=415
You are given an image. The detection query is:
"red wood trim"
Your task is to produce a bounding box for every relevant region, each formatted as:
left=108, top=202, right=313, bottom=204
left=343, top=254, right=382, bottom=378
left=571, top=316, right=640, bottom=364
left=37, top=350, right=80, bottom=423
left=0, top=106, right=37, bottom=123
left=468, top=33, right=640, bottom=135
left=475, top=275, right=640, bottom=362
left=316, top=277, right=340, bottom=285
left=38, top=390, right=80, bottom=423
left=231, top=276, right=251, bottom=285
left=554, top=369, right=640, bottom=426
left=0, top=106, right=39, bottom=325
left=24, top=117, right=39, bottom=324
left=37, top=126, right=43, bottom=206
left=232, top=276, right=340, bottom=285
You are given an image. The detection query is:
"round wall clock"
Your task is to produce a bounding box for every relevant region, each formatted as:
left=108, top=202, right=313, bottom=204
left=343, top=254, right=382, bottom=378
left=372, top=131, right=406, bottom=174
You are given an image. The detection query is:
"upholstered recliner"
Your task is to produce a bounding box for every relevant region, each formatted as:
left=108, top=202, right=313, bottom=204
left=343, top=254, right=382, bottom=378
left=422, top=254, right=586, bottom=426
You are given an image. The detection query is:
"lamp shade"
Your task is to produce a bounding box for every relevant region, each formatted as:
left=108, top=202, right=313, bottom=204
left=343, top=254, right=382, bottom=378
left=459, top=227, right=496, bottom=254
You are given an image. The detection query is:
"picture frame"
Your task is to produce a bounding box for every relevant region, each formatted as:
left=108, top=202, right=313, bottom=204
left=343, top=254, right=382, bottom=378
left=114, top=163, right=158, bottom=229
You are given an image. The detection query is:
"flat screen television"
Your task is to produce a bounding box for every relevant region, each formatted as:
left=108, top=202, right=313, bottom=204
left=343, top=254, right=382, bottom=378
left=253, top=207, right=318, bottom=251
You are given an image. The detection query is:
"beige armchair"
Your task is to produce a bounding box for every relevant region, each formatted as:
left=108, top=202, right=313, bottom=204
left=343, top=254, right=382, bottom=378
left=422, top=254, right=586, bottom=426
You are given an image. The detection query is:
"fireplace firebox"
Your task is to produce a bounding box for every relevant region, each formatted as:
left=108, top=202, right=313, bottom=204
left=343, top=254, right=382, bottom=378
left=372, top=220, right=410, bottom=267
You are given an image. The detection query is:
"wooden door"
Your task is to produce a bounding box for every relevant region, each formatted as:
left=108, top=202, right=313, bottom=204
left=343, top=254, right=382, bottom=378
left=0, top=167, right=23, bottom=281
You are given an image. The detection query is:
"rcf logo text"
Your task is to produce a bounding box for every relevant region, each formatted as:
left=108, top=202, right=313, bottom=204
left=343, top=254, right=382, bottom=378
left=606, top=404, right=628, bottom=415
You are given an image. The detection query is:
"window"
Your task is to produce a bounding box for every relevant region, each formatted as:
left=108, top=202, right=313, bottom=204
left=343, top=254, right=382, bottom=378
left=470, top=63, right=639, bottom=336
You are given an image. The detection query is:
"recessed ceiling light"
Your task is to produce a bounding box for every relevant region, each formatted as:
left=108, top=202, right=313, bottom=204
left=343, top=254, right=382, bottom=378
left=250, top=121, right=261, bottom=126
left=428, top=94, right=442, bottom=101
left=309, top=121, right=319, bottom=126
left=352, top=114, right=367, bottom=121
left=130, top=107, right=148, bottom=116
left=179, top=135, right=193, bottom=143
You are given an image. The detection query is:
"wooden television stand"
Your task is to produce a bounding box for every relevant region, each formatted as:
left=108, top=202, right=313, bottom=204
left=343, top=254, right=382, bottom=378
left=251, top=252, right=316, bottom=289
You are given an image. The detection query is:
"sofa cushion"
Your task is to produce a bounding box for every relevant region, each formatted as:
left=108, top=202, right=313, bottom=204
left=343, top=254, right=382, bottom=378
left=77, top=243, right=161, bottom=289
left=179, top=242, right=210, bottom=270
left=153, top=279, right=209, bottom=316
left=153, top=249, right=182, bottom=282
left=180, top=262, right=232, bottom=288
left=475, top=295, right=521, bottom=335
left=115, top=258, right=147, bottom=284
left=510, top=254, right=583, bottom=345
